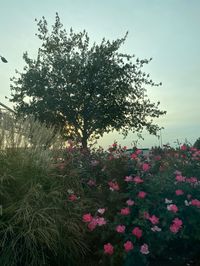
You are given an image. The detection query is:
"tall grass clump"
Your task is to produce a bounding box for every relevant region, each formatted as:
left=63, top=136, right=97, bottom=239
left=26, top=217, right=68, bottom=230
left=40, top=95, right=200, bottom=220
left=0, top=115, right=87, bottom=266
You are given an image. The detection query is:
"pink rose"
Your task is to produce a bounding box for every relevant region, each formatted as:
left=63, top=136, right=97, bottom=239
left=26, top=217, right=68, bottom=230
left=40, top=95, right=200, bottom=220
left=133, top=176, right=144, bottom=184
left=132, top=227, right=143, bottom=239
left=126, top=199, right=135, bottom=206
left=120, top=207, right=130, bottom=215
left=82, top=213, right=93, bottom=223
left=142, top=163, right=150, bottom=172
left=104, top=243, right=114, bottom=255
left=88, top=219, right=98, bottom=231
left=108, top=181, right=120, bottom=191
left=68, top=194, right=78, bottom=201
left=175, top=189, right=184, bottom=196
left=138, top=191, right=147, bottom=199
left=140, top=244, right=149, bottom=255
left=116, top=225, right=126, bottom=233
left=124, top=241, right=134, bottom=252
left=124, top=176, right=133, bottom=182
left=96, top=217, right=107, bottom=226
left=98, top=208, right=106, bottom=215
left=191, top=199, right=200, bottom=208
left=176, top=175, right=186, bottom=182
left=167, top=204, right=178, bottom=213
left=180, top=145, right=187, bottom=151
left=149, top=215, right=159, bottom=225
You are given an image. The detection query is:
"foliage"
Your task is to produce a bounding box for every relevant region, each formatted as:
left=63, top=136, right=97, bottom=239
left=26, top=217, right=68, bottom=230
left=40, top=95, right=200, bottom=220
left=10, top=13, right=166, bottom=148
left=194, top=137, right=200, bottom=150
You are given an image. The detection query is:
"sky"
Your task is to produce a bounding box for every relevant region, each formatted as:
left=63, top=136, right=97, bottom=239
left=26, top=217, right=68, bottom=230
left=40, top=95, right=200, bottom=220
left=0, top=0, right=199, bottom=148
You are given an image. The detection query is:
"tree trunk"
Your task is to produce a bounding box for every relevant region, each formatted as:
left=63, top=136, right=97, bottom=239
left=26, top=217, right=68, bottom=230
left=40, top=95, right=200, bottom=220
left=81, top=136, right=88, bottom=150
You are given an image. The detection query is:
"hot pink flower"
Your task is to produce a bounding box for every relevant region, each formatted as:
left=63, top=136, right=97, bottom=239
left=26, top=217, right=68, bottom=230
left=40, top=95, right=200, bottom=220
left=175, top=189, right=184, bottom=196
left=167, top=204, right=178, bottom=213
left=135, top=149, right=142, bottom=155
left=108, top=181, right=120, bottom=191
left=190, top=199, right=200, bottom=208
left=120, top=207, right=130, bottom=215
left=149, top=215, right=159, bottom=225
left=82, top=213, right=93, bottom=223
left=140, top=244, right=149, bottom=255
left=170, top=218, right=183, bottom=234
left=180, top=144, right=187, bottom=151
left=138, top=191, right=147, bottom=199
left=116, top=225, right=126, bottom=233
left=132, top=227, right=143, bottom=239
left=124, top=176, right=133, bottom=182
left=173, top=218, right=183, bottom=227
left=142, top=163, right=150, bottom=172
left=68, top=194, right=78, bottom=201
left=131, top=153, right=137, bottom=160
left=133, top=176, right=144, bottom=184
left=104, top=243, right=114, bottom=255
left=124, top=241, right=134, bottom=252
left=126, top=199, right=135, bottom=206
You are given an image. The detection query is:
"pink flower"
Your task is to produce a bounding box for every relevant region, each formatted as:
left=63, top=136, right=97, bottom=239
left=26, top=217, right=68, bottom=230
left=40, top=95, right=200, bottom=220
left=133, top=176, right=144, bottom=184
left=116, top=225, right=126, bottom=233
left=190, top=199, right=200, bottom=208
left=142, top=163, right=150, bottom=172
left=131, top=153, right=137, bottom=160
left=68, top=194, right=78, bottom=201
left=176, top=175, right=186, bottom=182
left=149, top=215, right=159, bottom=225
left=98, top=208, right=106, bottom=215
left=108, top=181, right=120, bottom=191
left=174, top=170, right=182, bottom=175
left=120, top=207, right=130, bottom=215
left=124, top=176, right=133, bottom=182
left=135, top=149, right=142, bottom=155
left=143, top=211, right=150, bottom=219
left=132, top=227, right=143, bottom=239
left=124, top=241, right=134, bottom=252
left=170, top=218, right=183, bottom=234
left=96, top=217, right=107, bottom=226
left=187, top=177, right=198, bottom=183
left=88, top=219, right=98, bottom=231
left=180, top=144, right=187, bottom=151
left=138, top=191, right=147, bottom=199
left=126, top=199, right=135, bottom=206
left=140, top=244, right=149, bottom=255
left=175, top=189, right=184, bottom=196
left=104, top=243, right=114, bottom=255
left=87, top=179, right=96, bottom=186
left=167, top=204, right=178, bottom=213
left=82, top=213, right=93, bottom=223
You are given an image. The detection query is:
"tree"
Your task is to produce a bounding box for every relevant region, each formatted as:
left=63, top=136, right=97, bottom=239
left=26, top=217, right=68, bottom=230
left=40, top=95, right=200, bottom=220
left=194, top=137, right=200, bottom=149
left=10, top=13, right=166, bottom=148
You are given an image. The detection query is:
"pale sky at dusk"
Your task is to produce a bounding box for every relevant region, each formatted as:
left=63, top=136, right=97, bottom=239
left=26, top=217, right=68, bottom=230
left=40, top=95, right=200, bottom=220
left=0, top=0, right=199, bottom=148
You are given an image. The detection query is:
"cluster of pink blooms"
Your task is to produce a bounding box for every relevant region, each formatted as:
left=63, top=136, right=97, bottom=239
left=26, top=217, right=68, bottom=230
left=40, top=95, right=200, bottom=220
left=82, top=213, right=107, bottom=231
left=190, top=199, right=200, bottom=208
left=170, top=218, right=183, bottom=233
left=167, top=204, right=179, bottom=213
left=104, top=242, right=149, bottom=255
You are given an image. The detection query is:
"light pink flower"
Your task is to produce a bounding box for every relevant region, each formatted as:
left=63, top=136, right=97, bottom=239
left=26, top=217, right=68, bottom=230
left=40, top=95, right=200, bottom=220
left=124, top=241, right=134, bottom=252
left=151, top=226, right=162, bottom=232
left=96, top=217, right=107, bottom=226
left=142, top=163, right=150, bottom=172
left=132, top=227, right=143, bottom=239
left=170, top=218, right=183, bottom=234
left=175, top=189, right=184, bottom=196
left=124, top=176, right=133, bottom=182
left=140, top=244, right=149, bottom=255
left=135, top=149, right=142, bottom=155
left=126, top=199, right=135, bottom=206
left=104, top=243, right=114, bottom=255
left=82, top=213, right=93, bottom=223
left=120, top=207, right=130, bottom=215
left=116, top=225, right=126, bottom=233
left=167, top=204, right=178, bottom=213
left=138, top=191, right=147, bottom=199
left=87, top=179, right=96, bottom=186
left=174, top=170, right=182, bottom=176
left=133, top=176, right=144, bottom=184
left=88, top=219, right=98, bottom=231
left=98, top=208, right=106, bottom=215
left=149, top=215, right=159, bottom=225
left=180, top=144, right=187, bottom=151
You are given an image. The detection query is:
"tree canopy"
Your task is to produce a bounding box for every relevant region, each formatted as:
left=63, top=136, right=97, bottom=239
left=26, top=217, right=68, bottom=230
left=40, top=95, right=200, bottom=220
left=10, top=13, right=166, bottom=148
